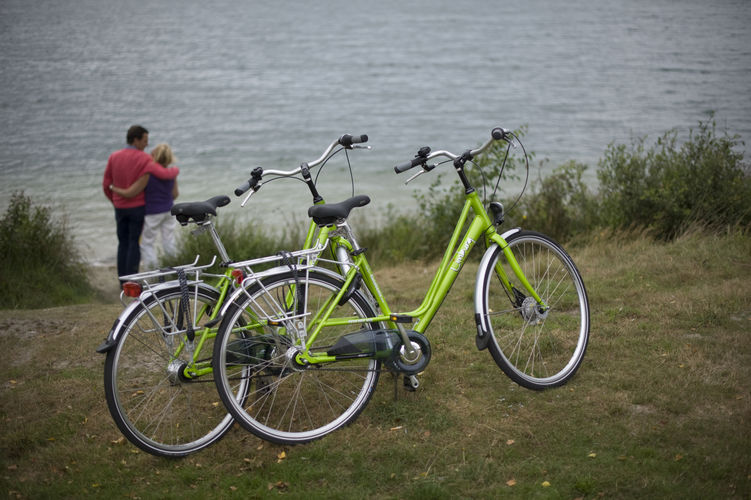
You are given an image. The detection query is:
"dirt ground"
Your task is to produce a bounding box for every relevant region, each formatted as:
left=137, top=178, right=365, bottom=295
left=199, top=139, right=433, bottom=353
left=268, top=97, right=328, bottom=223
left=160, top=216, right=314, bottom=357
left=0, top=266, right=125, bottom=365
left=88, top=265, right=124, bottom=304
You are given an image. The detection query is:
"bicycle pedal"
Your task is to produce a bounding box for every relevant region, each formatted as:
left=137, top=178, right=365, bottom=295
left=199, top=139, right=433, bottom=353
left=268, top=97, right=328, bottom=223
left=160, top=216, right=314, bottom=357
left=403, top=374, right=419, bottom=392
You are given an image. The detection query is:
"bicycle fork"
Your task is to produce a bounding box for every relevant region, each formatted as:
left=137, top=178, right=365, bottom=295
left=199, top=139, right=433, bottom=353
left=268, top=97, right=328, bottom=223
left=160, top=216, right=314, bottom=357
left=474, top=228, right=548, bottom=350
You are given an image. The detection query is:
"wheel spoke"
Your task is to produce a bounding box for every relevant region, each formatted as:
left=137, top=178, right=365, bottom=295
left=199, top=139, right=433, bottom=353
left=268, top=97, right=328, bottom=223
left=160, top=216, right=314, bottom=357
left=104, top=287, right=235, bottom=457
left=215, top=271, right=380, bottom=444
left=482, top=231, right=589, bottom=389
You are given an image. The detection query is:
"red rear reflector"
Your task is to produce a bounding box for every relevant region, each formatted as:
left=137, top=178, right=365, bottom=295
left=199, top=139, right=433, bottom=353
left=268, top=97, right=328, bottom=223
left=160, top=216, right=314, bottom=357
left=231, top=269, right=245, bottom=285
left=122, top=281, right=142, bottom=298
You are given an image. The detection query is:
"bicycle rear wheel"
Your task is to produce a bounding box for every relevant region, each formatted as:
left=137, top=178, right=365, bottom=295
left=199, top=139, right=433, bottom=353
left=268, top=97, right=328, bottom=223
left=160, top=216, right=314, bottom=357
left=103, top=285, right=245, bottom=457
left=213, top=270, right=380, bottom=445
left=476, top=230, right=589, bottom=389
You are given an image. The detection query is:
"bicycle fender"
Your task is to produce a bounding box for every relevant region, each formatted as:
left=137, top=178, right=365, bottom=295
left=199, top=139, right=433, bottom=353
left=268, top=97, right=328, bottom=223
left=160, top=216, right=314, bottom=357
left=473, top=228, right=521, bottom=351
left=95, top=282, right=220, bottom=353
left=216, top=265, right=345, bottom=319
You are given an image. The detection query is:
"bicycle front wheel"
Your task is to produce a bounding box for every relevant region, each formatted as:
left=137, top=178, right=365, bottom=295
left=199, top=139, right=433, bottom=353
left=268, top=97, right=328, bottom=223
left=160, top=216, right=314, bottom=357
left=476, top=230, right=589, bottom=389
left=214, top=270, right=380, bottom=445
left=103, top=285, right=241, bottom=457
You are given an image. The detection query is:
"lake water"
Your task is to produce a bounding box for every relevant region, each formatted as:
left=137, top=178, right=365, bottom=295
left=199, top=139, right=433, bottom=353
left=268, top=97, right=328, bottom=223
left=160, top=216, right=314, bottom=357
left=1, top=0, right=749, bottom=265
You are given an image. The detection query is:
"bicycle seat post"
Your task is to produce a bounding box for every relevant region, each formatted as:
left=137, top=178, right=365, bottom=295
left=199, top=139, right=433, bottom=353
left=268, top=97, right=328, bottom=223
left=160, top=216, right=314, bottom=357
left=202, top=219, right=231, bottom=265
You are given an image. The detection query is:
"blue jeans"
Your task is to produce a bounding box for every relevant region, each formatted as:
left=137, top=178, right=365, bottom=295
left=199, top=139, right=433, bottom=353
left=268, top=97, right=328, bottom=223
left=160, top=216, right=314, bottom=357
left=115, top=206, right=145, bottom=280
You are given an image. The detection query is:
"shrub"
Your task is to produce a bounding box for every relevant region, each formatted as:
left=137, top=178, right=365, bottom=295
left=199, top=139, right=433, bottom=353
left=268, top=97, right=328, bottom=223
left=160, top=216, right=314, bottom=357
left=361, top=117, right=749, bottom=252
left=597, top=117, right=750, bottom=239
left=514, top=161, right=601, bottom=242
left=164, top=118, right=749, bottom=267
left=0, top=192, right=93, bottom=308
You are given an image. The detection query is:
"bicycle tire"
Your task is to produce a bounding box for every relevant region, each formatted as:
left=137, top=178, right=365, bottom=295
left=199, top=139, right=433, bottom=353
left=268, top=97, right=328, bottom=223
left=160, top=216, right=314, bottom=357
left=213, top=269, right=380, bottom=445
left=476, top=230, right=590, bottom=389
left=103, top=285, right=245, bottom=457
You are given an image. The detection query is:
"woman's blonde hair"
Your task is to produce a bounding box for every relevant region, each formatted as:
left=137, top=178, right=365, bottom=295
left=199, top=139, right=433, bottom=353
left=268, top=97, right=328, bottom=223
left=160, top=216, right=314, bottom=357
left=150, top=143, right=176, bottom=167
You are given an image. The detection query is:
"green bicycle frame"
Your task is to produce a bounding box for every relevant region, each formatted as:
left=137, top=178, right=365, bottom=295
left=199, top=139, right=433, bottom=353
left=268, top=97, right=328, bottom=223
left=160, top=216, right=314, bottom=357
left=296, top=189, right=546, bottom=365
left=181, top=215, right=329, bottom=379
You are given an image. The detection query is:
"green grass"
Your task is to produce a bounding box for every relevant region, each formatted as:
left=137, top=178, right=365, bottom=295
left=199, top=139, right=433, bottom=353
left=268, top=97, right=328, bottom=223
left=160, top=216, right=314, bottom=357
left=1, top=228, right=749, bottom=498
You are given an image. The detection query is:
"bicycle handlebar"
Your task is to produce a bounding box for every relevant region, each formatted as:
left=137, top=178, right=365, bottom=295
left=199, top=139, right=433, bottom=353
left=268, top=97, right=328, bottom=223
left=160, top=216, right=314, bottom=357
left=394, top=145, right=432, bottom=173
left=393, top=127, right=511, bottom=174
left=234, top=133, right=369, bottom=204
left=234, top=167, right=263, bottom=196
left=394, top=156, right=425, bottom=174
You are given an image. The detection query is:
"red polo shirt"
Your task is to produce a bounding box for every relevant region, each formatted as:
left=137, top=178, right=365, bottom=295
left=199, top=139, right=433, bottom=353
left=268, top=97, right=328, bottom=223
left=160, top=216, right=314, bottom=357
left=103, top=147, right=180, bottom=209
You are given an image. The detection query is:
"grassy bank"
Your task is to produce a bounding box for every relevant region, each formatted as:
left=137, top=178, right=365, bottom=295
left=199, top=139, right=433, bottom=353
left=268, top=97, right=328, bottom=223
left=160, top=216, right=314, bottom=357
left=1, top=228, right=749, bottom=498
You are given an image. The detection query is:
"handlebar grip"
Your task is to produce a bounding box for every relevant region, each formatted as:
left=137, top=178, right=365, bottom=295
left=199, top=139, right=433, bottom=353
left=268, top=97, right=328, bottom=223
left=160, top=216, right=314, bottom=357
left=339, top=134, right=368, bottom=147
left=492, top=127, right=510, bottom=140
left=394, top=157, right=422, bottom=174
left=235, top=167, right=264, bottom=196
left=234, top=180, right=253, bottom=197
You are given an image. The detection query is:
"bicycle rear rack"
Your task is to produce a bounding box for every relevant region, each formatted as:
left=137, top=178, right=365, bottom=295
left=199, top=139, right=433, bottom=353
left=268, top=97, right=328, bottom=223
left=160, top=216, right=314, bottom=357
left=227, top=242, right=330, bottom=343
left=118, top=256, right=219, bottom=307
left=229, top=241, right=326, bottom=281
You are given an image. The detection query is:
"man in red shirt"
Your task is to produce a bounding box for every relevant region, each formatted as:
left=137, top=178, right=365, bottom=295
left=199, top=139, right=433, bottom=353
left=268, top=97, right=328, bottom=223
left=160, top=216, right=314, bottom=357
left=103, top=125, right=180, bottom=281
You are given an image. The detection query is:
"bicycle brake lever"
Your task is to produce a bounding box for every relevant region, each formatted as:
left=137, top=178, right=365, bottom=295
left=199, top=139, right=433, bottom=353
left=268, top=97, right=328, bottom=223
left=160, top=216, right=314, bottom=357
left=240, top=186, right=257, bottom=207
left=405, top=169, right=426, bottom=185
left=351, top=145, right=371, bottom=150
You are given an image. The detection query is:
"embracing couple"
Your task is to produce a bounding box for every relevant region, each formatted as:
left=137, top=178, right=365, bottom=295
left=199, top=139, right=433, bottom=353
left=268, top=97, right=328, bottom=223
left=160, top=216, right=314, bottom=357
left=102, top=125, right=180, bottom=283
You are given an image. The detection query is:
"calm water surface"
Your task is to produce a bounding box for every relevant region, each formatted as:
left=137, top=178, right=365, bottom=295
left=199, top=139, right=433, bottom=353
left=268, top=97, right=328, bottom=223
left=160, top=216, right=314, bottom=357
left=1, top=0, right=749, bottom=263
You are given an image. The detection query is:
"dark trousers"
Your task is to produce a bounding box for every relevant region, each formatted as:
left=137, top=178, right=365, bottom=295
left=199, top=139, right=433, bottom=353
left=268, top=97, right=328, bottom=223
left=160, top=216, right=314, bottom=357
left=115, top=206, right=145, bottom=280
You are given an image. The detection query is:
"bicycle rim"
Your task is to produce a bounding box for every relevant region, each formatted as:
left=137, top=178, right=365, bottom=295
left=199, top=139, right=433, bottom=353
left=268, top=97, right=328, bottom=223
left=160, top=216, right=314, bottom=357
left=214, top=270, right=380, bottom=445
left=103, top=286, right=241, bottom=457
left=481, top=231, right=589, bottom=389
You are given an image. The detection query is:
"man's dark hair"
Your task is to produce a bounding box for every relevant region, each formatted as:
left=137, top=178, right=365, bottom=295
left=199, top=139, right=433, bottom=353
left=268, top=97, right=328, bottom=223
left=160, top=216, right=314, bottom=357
left=126, top=125, right=149, bottom=145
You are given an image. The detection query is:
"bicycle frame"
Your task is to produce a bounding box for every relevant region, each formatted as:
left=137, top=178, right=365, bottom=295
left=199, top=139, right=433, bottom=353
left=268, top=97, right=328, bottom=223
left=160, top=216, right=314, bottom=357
left=146, top=216, right=333, bottom=380
left=295, top=188, right=547, bottom=366
left=176, top=270, right=234, bottom=379
left=217, top=128, right=548, bottom=369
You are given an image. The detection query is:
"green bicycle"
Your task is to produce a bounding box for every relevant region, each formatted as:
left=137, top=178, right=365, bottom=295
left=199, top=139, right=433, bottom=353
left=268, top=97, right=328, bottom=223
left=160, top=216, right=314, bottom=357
left=96, top=134, right=370, bottom=457
left=212, top=127, right=590, bottom=445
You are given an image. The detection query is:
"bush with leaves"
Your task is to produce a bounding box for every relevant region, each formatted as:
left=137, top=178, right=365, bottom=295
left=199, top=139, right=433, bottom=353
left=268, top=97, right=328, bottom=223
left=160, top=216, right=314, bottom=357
left=162, top=119, right=749, bottom=268
left=515, top=161, right=601, bottom=243
left=0, top=192, right=93, bottom=308
left=597, top=117, right=750, bottom=239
